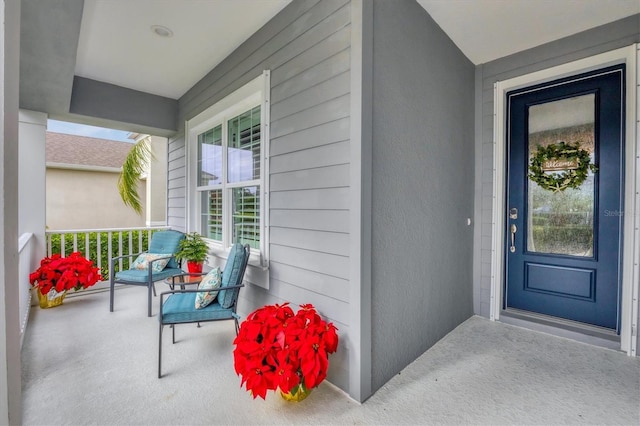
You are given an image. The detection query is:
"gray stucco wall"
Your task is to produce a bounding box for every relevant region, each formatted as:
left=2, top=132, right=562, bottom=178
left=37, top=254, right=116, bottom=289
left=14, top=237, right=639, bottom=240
left=369, top=0, right=475, bottom=391
left=473, top=14, right=640, bottom=320
left=168, top=0, right=354, bottom=395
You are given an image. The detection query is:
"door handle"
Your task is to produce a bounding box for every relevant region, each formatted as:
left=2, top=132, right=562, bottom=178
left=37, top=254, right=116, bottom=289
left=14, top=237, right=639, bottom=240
left=510, top=224, right=517, bottom=253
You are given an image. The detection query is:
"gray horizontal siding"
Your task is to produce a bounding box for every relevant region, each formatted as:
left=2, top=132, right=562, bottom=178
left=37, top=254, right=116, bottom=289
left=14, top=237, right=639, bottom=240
left=270, top=209, right=349, bottom=233
left=271, top=141, right=350, bottom=173
left=170, top=0, right=353, bottom=396
left=271, top=227, right=349, bottom=256
left=179, top=0, right=350, bottom=123
left=271, top=93, right=350, bottom=138
left=271, top=48, right=350, bottom=102
left=270, top=163, right=349, bottom=190
left=270, top=116, right=350, bottom=156
left=269, top=18, right=351, bottom=87
left=269, top=244, right=349, bottom=279
left=474, top=14, right=640, bottom=320
left=270, top=262, right=349, bottom=303
left=270, top=187, right=349, bottom=210
left=269, top=276, right=349, bottom=324
left=167, top=135, right=186, bottom=232
left=270, top=71, right=350, bottom=121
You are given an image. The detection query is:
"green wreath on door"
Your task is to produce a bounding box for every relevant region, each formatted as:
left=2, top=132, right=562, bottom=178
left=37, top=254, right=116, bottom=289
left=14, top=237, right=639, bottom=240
left=528, top=141, right=597, bottom=192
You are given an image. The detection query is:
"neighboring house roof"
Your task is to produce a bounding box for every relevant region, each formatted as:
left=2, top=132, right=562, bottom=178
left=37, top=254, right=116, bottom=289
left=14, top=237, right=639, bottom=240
left=46, top=132, right=133, bottom=169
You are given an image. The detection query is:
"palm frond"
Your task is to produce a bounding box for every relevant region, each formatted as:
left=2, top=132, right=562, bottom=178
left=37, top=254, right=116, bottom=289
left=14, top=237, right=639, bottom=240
left=118, top=137, right=152, bottom=215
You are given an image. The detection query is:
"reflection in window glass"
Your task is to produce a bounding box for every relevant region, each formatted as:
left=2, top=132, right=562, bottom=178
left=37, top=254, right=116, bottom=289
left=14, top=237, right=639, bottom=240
left=228, top=106, right=260, bottom=184
left=198, top=125, right=222, bottom=186
left=232, top=186, right=259, bottom=249
left=201, top=190, right=222, bottom=241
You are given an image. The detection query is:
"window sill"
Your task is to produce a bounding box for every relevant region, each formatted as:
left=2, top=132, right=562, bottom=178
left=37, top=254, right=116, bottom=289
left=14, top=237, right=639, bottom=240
left=206, top=243, right=268, bottom=271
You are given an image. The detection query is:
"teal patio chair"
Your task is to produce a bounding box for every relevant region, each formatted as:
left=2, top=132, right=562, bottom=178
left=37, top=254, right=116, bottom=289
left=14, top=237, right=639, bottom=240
left=158, top=243, right=250, bottom=377
left=109, top=230, right=185, bottom=317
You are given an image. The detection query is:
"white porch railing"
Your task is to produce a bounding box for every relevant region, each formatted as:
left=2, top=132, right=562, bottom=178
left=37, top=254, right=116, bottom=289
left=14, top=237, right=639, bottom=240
left=45, top=226, right=170, bottom=279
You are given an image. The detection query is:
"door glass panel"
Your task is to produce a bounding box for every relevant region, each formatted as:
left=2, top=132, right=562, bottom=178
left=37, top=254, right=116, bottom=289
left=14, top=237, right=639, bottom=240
left=527, top=94, right=595, bottom=256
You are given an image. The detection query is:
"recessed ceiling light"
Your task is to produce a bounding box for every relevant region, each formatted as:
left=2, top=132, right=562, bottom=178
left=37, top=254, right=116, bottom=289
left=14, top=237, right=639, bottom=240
left=151, top=25, right=173, bottom=38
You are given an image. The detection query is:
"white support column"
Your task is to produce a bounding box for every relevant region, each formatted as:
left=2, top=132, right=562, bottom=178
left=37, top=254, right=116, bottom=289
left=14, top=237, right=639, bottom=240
left=1, top=0, right=22, bottom=423
left=19, top=110, right=47, bottom=252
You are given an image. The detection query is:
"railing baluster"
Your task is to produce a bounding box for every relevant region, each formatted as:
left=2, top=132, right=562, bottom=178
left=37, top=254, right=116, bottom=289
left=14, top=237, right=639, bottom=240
left=43, top=226, right=169, bottom=281
left=108, top=232, right=113, bottom=274
left=97, top=232, right=102, bottom=272
left=118, top=232, right=123, bottom=271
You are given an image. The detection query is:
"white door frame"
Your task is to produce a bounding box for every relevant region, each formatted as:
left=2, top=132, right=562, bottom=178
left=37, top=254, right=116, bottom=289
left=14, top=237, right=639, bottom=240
left=490, top=45, right=639, bottom=356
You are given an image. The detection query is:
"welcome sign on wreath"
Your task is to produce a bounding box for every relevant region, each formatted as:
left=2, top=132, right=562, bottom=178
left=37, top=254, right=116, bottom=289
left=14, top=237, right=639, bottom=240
left=528, top=141, right=597, bottom=192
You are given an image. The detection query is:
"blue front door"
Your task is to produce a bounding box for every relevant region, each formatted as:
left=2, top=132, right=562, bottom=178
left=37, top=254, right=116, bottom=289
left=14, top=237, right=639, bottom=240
left=505, top=65, right=624, bottom=330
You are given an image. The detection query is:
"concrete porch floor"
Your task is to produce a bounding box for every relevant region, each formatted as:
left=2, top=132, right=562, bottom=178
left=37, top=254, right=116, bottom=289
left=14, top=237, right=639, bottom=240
left=21, top=285, right=640, bottom=425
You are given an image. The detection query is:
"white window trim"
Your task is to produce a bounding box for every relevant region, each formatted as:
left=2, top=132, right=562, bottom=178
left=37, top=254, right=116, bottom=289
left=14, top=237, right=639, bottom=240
left=185, top=71, right=270, bottom=275
left=491, top=45, right=638, bottom=357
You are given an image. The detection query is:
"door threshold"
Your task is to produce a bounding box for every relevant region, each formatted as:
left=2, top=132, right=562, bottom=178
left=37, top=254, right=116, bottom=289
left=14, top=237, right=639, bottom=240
left=500, top=308, right=621, bottom=351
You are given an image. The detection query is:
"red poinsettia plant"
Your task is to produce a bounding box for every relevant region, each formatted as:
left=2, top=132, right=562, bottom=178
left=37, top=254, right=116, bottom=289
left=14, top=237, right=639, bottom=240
left=233, top=303, right=339, bottom=400
left=29, top=252, right=102, bottom=294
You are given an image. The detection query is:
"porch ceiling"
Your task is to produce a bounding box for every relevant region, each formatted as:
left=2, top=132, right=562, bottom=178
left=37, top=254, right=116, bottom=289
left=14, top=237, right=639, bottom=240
left=19, top=0, right=640, bottom=135
left=418, top=0, right=640, bottom=65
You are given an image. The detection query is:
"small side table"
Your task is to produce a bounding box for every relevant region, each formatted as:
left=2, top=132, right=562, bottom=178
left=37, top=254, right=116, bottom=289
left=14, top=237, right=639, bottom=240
left=164, top=274, right=203, bottom=290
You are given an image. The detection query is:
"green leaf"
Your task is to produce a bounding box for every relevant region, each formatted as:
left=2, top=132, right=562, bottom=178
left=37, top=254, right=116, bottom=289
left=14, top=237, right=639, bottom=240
left=118, top=138, right=153, bottom=215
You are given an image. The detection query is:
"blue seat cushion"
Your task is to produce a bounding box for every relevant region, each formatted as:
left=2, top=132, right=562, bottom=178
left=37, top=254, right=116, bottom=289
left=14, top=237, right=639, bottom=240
left=115, top=267, right=183, bottom=283
left=162, top=292, right=236, bottom=324
left=149, top=230, right=185, bottom=269
left=218, top=244, right=248, bottom=309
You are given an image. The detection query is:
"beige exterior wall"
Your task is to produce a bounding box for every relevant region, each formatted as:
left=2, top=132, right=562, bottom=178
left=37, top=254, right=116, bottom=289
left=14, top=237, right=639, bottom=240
left=46, top=166, right=146, bottom=230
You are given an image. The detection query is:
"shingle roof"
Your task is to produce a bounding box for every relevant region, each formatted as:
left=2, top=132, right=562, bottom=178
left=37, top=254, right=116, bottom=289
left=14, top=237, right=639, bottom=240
left=46, top=132, right=134, bottom=168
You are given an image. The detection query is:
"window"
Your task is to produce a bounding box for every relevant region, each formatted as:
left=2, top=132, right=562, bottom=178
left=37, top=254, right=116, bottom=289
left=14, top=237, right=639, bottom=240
left=187, top=72, right=270, bottom=267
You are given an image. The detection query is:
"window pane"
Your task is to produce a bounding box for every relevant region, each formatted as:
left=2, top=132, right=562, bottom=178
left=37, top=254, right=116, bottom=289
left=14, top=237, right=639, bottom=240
left=232, top=186, right=259, bottom=249
left=198, top=125, right=222, bottom=186
left=228, top=106, right=260, bottom=183
left=201, top=190, right=222, bottom=241
left=527, top=94, right=595, bottom=256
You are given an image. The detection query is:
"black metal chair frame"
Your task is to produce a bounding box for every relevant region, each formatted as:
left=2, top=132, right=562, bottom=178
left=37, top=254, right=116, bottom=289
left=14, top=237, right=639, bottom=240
left=109, top=253, right=164, bottom=317
left=158, top=244, right=250, bottom=378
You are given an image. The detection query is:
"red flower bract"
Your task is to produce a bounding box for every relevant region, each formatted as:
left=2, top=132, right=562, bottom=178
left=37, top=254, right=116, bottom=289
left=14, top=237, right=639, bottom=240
left=29, top=252, right=102, bottom=294
left=233, top=303, right=338, bottom=399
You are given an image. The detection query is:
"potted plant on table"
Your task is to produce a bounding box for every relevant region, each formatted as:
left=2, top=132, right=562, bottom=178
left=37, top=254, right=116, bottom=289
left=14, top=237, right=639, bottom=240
left=174, top=232, right=209, bottom=274
left=29, top=252, right=102, bottom=308
left=232, top=303, right=339, bottom=401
